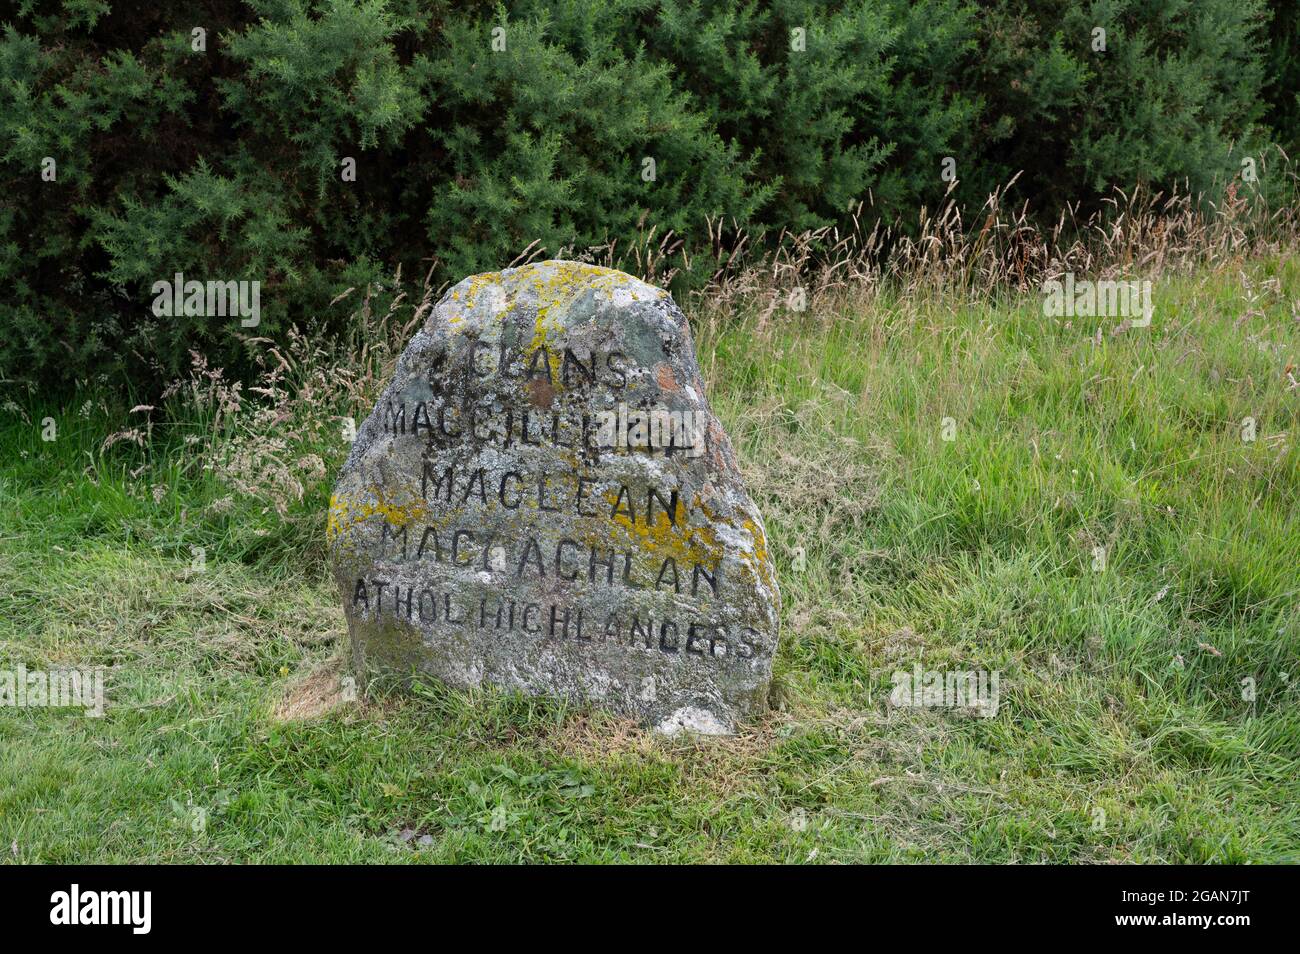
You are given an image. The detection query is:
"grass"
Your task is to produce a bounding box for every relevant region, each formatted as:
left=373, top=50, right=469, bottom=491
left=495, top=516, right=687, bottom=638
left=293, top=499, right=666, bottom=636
left=2, top=254, right=1298, bottom=863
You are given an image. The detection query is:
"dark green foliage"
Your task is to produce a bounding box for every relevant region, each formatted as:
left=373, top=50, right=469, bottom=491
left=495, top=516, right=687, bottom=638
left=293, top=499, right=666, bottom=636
left=967, top=0, right=1272, bottom=208
left=1263, top=0, right=1300, bottom=152
left=0, top=0, right=1285, bottom=392
left=413, top=0, right=770, bottom=281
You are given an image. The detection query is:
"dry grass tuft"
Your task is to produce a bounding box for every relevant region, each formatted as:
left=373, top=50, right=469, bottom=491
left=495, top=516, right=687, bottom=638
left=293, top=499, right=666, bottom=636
left=272, top=656, right=357, bottom=723
left=682, top=157, right=1300, bottom=328
left=539, top=711, right=659, bottom=761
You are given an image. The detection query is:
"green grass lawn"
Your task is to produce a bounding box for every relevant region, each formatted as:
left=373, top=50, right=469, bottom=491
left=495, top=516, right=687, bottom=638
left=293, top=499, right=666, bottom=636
left=2, top=256, right=1298, bottom=863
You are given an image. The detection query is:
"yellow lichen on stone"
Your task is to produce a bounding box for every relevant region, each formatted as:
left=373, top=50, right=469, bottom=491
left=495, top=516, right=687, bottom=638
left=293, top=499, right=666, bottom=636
left=464, top=272, right=503, bottom=307
left=441, top=262, right=660, bottom=382
left=326, top=490, right=429, bottom=542
left=442, top=271, right=505, bottom=332
left=599, top=489, right=723, bottom=573
left=519, top=263, right=611, bottom=383
left=740, top=516, right=776, bottom=591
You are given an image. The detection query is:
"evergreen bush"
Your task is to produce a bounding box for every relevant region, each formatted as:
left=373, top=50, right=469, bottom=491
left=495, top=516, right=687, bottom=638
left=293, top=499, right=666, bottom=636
left=0, top=0, right=1285, bottom=391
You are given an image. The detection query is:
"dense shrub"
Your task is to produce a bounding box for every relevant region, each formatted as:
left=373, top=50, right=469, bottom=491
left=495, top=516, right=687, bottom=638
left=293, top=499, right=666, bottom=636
left=1263, top=0, right=1300, bottom=152
left=0, top=0, right=1286, bottom=392
left=967, top=0, right=1272, bottom=209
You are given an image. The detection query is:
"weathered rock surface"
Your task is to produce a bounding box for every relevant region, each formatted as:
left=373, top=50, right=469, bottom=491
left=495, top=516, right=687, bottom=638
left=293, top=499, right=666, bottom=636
left=327, top=261, right=779, bottom=733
